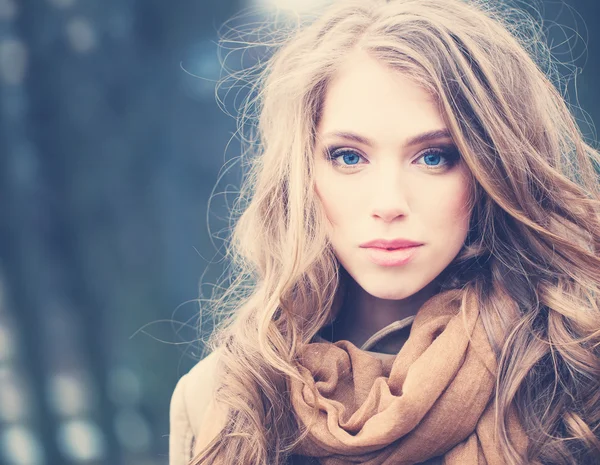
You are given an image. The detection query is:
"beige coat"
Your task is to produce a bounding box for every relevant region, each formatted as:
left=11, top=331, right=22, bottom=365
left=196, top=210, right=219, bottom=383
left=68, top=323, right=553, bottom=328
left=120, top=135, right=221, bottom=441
left=169, top=349, right=229, bottom=465
left=169, top=315, right=434, bottom=465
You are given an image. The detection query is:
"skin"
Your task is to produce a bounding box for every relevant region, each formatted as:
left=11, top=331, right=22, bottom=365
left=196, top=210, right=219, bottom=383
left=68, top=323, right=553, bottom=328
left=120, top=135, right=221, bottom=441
left=313, top=51, right=474, bottom=348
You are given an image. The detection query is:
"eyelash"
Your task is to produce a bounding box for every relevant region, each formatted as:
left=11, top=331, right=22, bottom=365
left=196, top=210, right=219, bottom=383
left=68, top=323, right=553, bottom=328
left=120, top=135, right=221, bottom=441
left=325, top=146, right=461, bottom=171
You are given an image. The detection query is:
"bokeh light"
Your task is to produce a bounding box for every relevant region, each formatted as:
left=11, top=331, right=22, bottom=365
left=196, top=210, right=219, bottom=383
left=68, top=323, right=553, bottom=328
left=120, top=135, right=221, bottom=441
left=1, top=425, right=45, bottom=465
left=0, top=38, right=28, bottom=85
left=114, top=408, right=151, bottom=453
left=0, top=367, right=30, bottom=423
left=0, top=0, right=17, bottom=20
left=56, top=419, right=106, bottom=462
left=249, top=0, right=330, bottom=13
left=46, top=372, right=95, bottom=417
left=66, top=17, right=97, bottom=54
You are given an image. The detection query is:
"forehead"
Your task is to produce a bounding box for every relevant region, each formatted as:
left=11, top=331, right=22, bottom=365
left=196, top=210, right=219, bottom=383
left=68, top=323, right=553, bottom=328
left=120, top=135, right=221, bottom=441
left=317, top=51, right=446, bottom=144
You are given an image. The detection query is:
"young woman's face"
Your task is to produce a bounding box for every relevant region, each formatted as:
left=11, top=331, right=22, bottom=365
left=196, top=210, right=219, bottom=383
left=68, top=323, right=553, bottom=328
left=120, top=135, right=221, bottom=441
left=313, top=51, right=473, bottom=300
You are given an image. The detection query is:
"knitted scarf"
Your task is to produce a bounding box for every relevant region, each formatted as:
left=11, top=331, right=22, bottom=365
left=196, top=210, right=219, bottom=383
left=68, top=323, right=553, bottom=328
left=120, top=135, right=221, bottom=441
left=287, top=288, right=534, bottom=465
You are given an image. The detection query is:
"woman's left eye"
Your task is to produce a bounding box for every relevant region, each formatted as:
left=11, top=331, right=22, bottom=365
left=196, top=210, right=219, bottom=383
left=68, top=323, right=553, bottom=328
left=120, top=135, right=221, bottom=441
left=414, top=147, right=461, bottom=169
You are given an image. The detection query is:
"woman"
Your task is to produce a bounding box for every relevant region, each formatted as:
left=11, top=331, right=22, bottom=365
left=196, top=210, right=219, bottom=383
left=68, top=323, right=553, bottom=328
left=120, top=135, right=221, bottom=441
left=169, top=0, right=600, bottom=463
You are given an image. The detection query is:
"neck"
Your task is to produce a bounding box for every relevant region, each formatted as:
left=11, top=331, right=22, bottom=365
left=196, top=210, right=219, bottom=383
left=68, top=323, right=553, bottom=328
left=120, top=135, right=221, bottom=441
left=329, top=272, right=442, bottom=348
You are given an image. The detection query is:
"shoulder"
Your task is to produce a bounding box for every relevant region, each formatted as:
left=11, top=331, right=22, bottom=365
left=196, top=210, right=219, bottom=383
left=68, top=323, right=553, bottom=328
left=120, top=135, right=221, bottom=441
left=169, top=349, right=228, bottom=464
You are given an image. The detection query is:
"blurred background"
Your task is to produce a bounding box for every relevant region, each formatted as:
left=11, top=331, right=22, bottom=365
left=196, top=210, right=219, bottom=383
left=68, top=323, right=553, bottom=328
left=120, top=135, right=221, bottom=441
left=0, top=0, right=597, bottom=464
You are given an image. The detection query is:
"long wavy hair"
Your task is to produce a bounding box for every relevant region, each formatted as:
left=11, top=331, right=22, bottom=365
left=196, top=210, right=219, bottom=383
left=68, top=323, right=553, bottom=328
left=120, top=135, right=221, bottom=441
left=190, top=0, right=600, bottom=463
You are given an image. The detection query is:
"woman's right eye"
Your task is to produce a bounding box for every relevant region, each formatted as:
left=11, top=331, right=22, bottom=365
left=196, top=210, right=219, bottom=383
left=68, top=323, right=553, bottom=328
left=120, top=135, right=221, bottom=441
left=326, top=147, right=367, bottom=168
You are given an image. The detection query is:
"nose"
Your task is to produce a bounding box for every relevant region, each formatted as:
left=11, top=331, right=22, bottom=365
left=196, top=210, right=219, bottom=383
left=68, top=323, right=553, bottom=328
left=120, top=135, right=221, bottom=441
left=370, top=164, right=411, bottom=223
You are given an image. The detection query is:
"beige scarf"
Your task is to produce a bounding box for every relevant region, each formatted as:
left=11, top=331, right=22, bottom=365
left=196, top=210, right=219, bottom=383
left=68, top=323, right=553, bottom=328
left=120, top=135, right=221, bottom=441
left=288, top=288, right=534, bottom=464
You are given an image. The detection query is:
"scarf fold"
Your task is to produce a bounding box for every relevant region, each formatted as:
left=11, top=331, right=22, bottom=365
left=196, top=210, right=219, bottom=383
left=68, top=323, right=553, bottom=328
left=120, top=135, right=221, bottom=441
left=288, top=288, right=532, bottom=465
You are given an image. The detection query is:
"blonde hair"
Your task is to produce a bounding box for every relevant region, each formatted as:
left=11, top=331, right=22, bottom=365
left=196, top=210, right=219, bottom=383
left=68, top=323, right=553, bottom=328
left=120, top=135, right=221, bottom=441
left=192, top=0, right=600, bottom=463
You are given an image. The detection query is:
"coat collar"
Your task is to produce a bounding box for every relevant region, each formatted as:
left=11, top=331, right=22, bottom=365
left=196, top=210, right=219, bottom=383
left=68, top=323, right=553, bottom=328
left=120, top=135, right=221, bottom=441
left=312, top=315, right=415, bottom=360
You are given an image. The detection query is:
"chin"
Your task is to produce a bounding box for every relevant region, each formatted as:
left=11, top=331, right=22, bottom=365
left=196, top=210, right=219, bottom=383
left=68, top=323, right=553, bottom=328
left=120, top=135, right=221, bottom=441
left=356, top=279, right=426, bottom=300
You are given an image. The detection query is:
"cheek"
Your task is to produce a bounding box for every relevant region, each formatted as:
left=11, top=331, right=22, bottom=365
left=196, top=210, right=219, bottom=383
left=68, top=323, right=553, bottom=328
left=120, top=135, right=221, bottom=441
left=314, top=173, right=359, bottom=227
left=424, top=176, right=473, bottom=237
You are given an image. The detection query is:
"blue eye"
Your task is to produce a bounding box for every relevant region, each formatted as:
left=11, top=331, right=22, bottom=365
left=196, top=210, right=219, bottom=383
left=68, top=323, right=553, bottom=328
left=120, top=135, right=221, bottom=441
left=416, top=148, right=460, bottom=168
left=422, top=152, right=443, bottom=166
left=327, top=148, right=364, bottom=166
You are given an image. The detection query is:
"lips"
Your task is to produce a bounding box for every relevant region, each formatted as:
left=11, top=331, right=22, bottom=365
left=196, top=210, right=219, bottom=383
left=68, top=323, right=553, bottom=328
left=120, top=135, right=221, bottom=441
left=360, top=238, right=423, bottom=249
left=364, top=245, right=421, bottom=266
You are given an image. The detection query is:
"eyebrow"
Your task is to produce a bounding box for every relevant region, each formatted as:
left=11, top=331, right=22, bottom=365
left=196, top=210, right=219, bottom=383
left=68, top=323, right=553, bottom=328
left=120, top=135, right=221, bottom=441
left=320, top=128, right=453, bottom=147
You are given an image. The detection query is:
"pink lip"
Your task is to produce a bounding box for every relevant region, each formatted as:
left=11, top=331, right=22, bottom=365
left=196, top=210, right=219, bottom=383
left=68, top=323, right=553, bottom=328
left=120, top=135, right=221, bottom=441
left=360, top=238, right=423, bottom=249
left=364, top=245, right=422, bottom=267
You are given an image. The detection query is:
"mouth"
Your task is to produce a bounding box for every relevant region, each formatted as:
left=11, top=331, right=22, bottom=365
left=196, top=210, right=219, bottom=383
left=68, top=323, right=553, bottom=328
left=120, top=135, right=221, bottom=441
left=364, top=245, right=422, bottom=267
left=359, top=238, right=424, bottom=249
